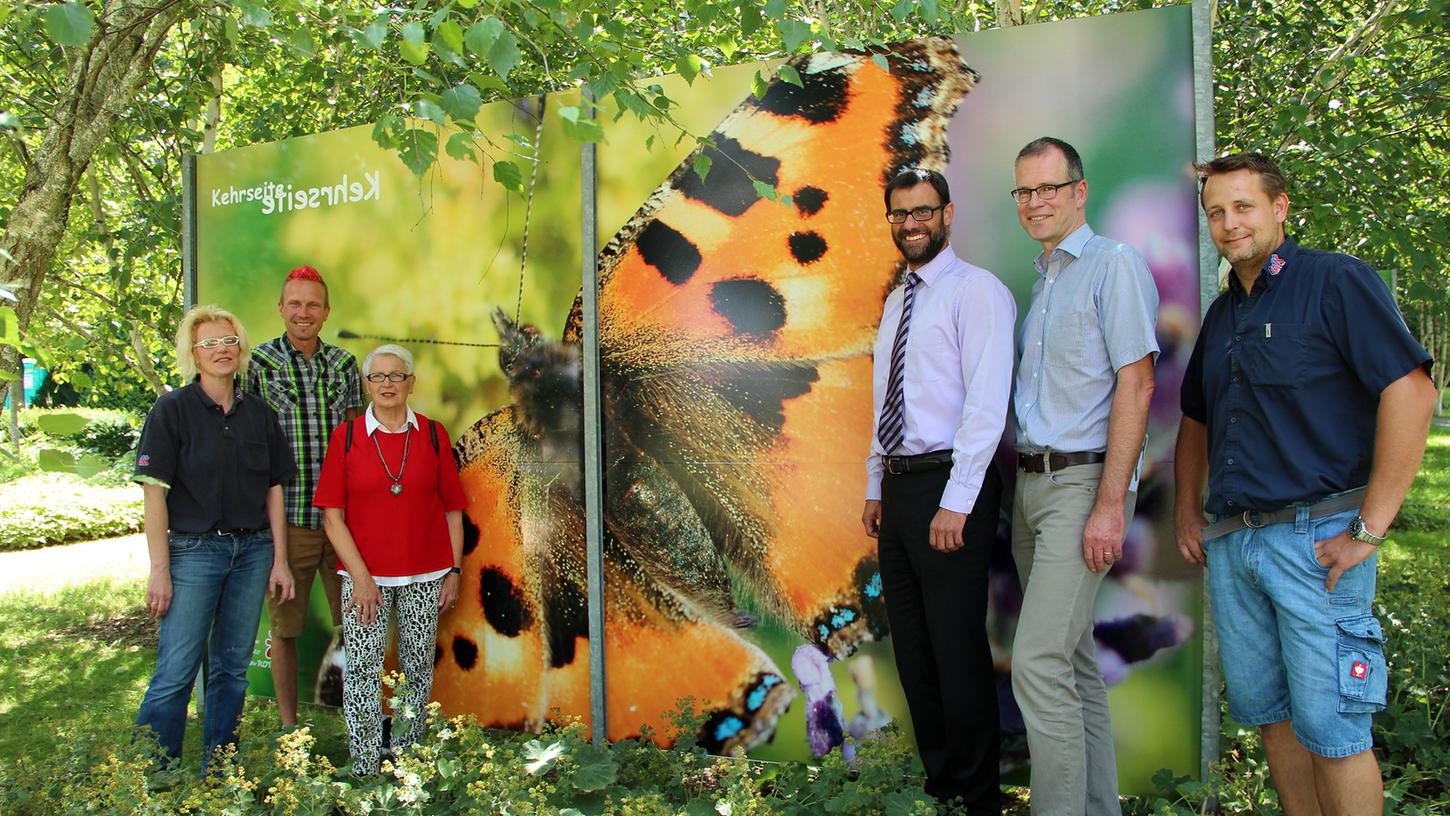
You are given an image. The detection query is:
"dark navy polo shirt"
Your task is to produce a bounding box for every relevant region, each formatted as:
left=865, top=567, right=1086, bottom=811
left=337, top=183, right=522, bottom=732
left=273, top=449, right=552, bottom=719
left=1181, top=238, right=1431, bottom=514
left=133, top=380, right=296, bottom=533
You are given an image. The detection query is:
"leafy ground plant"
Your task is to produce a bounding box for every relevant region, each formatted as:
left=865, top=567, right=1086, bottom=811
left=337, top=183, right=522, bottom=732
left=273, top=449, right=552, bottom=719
left=0, top=472, right=142, bottom=550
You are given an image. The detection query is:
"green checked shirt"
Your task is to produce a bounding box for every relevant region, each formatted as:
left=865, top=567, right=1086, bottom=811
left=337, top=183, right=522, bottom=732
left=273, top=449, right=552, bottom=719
left=246, top=336, right=363, bottom=529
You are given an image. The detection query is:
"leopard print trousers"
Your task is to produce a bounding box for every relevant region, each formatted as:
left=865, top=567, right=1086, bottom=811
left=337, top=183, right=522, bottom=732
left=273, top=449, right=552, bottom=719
left=340, top=574, right=444, bottom=775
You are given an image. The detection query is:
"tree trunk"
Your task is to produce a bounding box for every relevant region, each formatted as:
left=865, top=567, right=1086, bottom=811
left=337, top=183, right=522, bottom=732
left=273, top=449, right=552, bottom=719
left=0, top=0, right=185, bottom=379
left=85, top=169, right=168, bottom=396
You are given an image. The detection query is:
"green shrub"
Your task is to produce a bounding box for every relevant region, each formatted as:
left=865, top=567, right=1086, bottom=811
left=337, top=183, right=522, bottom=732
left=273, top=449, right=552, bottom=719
left=0, top=473, right=142, bottom=551
left=14, top=406, right=143, bottom=456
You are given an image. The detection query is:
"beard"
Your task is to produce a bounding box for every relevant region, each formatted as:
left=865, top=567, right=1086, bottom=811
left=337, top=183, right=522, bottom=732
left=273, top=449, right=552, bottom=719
left=1219, top=232, right=1271, bottom=269
left=893, top=222, right=948, bottom=264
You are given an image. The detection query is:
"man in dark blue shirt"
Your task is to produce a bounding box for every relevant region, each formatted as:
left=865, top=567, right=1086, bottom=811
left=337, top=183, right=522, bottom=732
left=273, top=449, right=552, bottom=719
left=1175, top=152, right=1436, bottom=814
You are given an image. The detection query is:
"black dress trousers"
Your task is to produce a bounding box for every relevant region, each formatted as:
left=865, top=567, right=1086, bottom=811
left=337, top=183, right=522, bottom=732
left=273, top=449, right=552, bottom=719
left=878, top=460, right=1002, bottom=814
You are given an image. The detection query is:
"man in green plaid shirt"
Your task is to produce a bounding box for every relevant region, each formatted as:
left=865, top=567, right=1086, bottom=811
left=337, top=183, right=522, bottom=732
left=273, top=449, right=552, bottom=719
left=246, top=265, right=363, bottom=726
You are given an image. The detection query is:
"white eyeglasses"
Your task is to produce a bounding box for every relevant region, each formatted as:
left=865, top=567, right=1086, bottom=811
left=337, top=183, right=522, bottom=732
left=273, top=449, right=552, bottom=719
left=193, top=335, right=241, bottom=349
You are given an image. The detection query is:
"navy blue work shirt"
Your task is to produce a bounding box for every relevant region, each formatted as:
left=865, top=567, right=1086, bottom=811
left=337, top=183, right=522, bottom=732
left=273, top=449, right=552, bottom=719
left=1181, top=238, right=1431, bottom=514
left=133, top=380, right=296, bottom=533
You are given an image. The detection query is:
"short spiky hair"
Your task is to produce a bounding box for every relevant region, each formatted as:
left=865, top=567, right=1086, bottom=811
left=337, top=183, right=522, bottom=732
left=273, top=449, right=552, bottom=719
left=1015, top=137, right=1084, bottom=180
left=175, top=304, right=250, bottom=381
left=1198, top=152, right=1288, bottom=202
left=280, top=264, right=329, bottom=307
left=883, top=168, right=951, bottom=212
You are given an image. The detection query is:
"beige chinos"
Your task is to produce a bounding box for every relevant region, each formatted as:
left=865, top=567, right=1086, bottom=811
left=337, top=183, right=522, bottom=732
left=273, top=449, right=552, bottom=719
left=1011, top=461, right=1135, bottom=816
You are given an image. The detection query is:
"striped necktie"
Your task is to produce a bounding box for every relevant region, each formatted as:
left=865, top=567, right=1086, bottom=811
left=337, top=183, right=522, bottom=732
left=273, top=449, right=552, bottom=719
left=877, top=271, right=920, bottom=453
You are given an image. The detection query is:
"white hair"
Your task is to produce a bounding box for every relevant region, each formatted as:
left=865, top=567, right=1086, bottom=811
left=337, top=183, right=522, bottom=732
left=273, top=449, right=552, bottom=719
left=362, top=344, right=415, bottom=376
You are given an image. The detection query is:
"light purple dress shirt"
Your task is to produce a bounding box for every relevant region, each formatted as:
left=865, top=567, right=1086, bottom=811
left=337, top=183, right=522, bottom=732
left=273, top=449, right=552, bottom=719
left=864, top=245, right=1017, bottom=514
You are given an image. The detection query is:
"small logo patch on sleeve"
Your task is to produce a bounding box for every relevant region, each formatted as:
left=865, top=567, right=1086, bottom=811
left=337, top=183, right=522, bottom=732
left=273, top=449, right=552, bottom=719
left=1351, top=660, right=1369, bottom=680
left=137, top=453, right=151, bottom=467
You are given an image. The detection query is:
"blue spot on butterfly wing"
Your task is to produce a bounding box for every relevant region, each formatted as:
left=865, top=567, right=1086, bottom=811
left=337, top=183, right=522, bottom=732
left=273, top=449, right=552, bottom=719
left=746, top=674, right=783, bottom=711
left=914, top=87, right=934, bottom=108
left=714, top=716, right=745, bottom=741
left=864, top=571, right=882, bottom=599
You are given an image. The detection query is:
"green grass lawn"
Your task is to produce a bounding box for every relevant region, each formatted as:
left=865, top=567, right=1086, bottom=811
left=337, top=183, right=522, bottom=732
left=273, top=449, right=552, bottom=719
left=0, top=578, right=350, bottom=772
left=0, top=430, right=1446, bottom=814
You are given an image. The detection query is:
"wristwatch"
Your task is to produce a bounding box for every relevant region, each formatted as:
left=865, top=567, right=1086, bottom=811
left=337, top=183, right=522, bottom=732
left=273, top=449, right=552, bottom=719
left=1347, top=516, right=1386, bottom=546
left=448, top=566, right=462, bottom=575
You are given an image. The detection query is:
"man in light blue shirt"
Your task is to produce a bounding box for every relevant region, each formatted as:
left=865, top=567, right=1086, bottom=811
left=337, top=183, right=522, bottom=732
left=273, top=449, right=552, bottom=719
left=1009, top=137, right=1159, bottom=815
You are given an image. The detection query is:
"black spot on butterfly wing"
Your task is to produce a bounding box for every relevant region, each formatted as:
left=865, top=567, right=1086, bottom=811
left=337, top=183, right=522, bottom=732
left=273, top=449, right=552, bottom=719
left=748, top=63, right=852, bottom=123
left=452, top=635, right=479, bottom=670
left=675, top=136, right=780, bottom=217
left=462, top=514, right=480, bottom=556
left=793, top=186, right=828, bottom=216
left=788, top=232, right=828, bottom=264
left=637, top=220, right=702, bottom=285
left=544, top=570, right=589, bottom=669
left=708, top=279, right=787, bottom=337
left=701, top=364, right=819, bottom=436
left=479, top=567, right=532, bottom=637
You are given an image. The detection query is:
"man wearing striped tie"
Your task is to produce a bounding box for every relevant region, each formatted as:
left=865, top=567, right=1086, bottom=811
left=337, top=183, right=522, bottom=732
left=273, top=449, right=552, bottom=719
left=862, top=167, right=1017, bottom=813
left=1009, top=137, right=1159, bottom=815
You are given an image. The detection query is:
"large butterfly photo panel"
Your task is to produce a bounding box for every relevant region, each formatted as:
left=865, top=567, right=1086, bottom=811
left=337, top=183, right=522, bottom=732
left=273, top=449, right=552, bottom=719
left=196, top=4, right=1204, bottom=793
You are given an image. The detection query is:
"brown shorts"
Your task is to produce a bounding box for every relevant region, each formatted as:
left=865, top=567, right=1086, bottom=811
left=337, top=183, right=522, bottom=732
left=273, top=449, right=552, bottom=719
left=269, top=525, right=343, bottom=637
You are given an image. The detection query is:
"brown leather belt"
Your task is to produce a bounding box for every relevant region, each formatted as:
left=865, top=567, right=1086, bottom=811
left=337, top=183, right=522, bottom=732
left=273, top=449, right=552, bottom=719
left=882, top=450, right=953, bottom=476
left=1016, top=450, right=1106, bottom=473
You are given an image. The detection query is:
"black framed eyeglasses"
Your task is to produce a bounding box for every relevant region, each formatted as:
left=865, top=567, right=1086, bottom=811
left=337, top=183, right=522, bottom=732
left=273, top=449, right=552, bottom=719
left=1009, top=180, right=1080, bottom=204
left=365, top=372, right=414, bottom=383
left=193, top=335, right=241, bottom=349
left=885, top=204, right=946, bottom=224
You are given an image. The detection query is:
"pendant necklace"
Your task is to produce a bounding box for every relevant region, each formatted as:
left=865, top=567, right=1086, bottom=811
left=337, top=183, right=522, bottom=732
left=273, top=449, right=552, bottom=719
left=371, top=423, right=411, bottom=496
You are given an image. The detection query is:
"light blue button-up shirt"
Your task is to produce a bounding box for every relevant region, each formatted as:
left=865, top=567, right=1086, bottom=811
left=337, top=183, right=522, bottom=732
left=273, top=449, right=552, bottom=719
left=1014, top=223, right=1159, bottom=455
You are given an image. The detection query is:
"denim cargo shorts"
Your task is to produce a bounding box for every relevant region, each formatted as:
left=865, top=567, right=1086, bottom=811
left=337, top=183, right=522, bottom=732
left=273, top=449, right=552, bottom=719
left=1204, top=507, right=1387, bottom=758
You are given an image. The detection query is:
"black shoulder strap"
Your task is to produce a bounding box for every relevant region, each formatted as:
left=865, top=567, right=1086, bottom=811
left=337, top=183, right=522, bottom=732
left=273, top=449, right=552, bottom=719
left=345, top=417, right=354, bottom=454
left=429, top=418, right=440, bottom=454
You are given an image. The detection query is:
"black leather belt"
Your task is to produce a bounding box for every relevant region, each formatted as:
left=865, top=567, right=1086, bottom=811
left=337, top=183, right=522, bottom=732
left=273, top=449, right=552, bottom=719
left=882, top=450, right=953, bottom=476
left=1017, top=450, right=1106, bottom=473
left=210, top=527, right=261, bottom=537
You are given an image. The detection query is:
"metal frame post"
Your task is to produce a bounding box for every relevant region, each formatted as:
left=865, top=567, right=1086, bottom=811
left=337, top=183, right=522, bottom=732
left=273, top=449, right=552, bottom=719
left=1191, top=0, right=1221, bottom=788
left=182, top=154, right=198, bottom=311
left=579, top=90, right=609, bottom=747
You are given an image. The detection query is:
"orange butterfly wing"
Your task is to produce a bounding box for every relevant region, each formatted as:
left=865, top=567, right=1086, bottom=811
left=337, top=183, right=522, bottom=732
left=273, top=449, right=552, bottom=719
left=433, top=408, right=590, bottom=729
left=590, top=39, right=976, bottom=662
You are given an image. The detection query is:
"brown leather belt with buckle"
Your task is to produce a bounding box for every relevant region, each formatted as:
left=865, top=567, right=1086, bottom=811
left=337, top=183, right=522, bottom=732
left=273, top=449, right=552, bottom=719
left=1016, top=450, right=1106, bottom=473
left=882, top=450, right=954, bottom=476
left=1200, top=488, right=1366, bottom=540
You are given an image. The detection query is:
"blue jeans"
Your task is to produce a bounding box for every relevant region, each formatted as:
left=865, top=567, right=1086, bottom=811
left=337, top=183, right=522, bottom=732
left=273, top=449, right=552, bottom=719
left=135, top=530, right=272, bottom=766
left=1204, top=507, right=1385, bottom=758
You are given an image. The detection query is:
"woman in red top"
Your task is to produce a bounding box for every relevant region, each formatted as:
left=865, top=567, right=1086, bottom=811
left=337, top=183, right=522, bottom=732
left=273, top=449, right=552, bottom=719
left=313, top=344, right=467, bottom=775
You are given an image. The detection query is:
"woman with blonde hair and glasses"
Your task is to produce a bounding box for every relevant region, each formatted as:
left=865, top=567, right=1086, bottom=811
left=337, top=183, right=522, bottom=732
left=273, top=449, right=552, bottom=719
left=313, top=343, right=466, bottom=776
left=132, top=304, right=296, bottom=769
